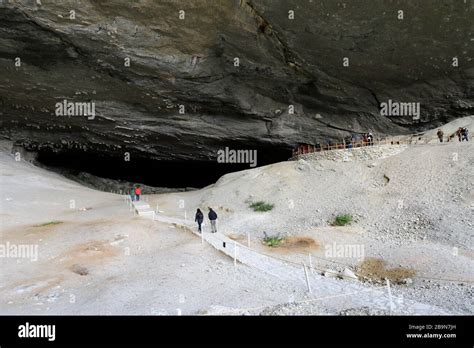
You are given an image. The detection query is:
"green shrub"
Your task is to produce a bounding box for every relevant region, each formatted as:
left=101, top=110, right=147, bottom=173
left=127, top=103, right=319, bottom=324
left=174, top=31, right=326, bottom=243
left=263, top=232, right=284, bottom=247
left=332, top=214, right=353, bottom=226
left=249, top=201, right=274, bottom=212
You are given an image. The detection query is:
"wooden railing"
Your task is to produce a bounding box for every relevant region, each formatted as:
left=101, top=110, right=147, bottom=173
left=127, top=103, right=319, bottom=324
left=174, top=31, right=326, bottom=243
left=291, top=134, right=464, bottom=158
left=293, top=137, right=401, bottom=157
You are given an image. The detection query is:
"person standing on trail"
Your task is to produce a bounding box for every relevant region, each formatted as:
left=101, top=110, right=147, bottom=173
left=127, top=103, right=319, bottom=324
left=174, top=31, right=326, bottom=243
left=437, top=129, right=444, bottom=142
left=195, top=208, right=204, bottom=233
left=362, top=133, right=368, bottom=146
left=456, top=127, right=462, bottom=142
left=135, top=186, right=142, bottom=201
left=462, top=127, right=469, bottom=141
left=344, top=135, right=353, bottom=149
left=208, top=207, right=218, bottom=233
left=129, top=187, right=135, bottom=202
left=368, top=132, right=374, bottom=146
left=325, top=139, right=333, bottom=151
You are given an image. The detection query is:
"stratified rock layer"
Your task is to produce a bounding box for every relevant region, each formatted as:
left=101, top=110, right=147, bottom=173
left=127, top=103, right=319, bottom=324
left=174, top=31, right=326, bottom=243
left=0, top=0, right=473, bottom=162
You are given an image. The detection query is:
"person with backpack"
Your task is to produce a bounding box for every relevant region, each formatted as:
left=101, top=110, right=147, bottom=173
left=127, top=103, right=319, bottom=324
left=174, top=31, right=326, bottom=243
left=135, top=186, right=142, bottom=201
left=195, top=208, right=204, bottom=233
left=208, top=207, right=218, bottom=233
left=437, top=129, right=444, bottom=142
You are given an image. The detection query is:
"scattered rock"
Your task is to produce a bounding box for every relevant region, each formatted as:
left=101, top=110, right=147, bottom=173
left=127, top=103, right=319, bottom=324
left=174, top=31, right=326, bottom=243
left=70, top=264, right=89, bottom=276
left=296, top=159, right=311, bottom=172
left=341, top=268, right=358, bottom=280
left=323, top=270, right=339, bottom=278
left=339, top=307, right=390, bottom=316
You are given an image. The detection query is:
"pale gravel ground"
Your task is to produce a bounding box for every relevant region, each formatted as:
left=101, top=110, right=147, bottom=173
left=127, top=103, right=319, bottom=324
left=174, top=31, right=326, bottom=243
left=0, top=146, right=303, bottom=315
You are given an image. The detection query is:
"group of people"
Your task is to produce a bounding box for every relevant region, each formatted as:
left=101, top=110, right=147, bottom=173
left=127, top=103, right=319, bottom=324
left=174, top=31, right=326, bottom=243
left=455, top=127, right=469, bottom=142
left=129, top=185, right=142, bottom=201
left=437, top=127, right=469, bottom=142
left=307, top=131, right=375, bottom=153
left=194, top=208, right=218, bottom=233
left=362, top=132, right=374, bottom=146
left=127, top=184, right=217, bottom=233
left=343, top=131, right=374, bottom=149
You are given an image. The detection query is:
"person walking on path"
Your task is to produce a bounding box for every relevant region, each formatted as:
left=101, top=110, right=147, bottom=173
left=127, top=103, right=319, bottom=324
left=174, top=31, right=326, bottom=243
left=135, top=186, right=142, bottom=201
left=129, top=186, right=135, bottom=202
left=208, top=207, right=218, bottom=233
left=456, top=127, right=462, bottom=142
left=437, top=129, right=444, bottom=142
left=195, top=208, right=204, bottom=233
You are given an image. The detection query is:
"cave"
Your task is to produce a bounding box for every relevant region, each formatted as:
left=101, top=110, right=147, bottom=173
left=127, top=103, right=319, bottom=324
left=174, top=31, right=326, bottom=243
left=34, top=144, right=293, bottom=189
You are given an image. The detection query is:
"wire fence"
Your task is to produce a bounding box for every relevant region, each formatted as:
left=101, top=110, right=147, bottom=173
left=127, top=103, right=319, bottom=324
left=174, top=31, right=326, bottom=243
left=124, top=195, right=474, bottom=285
left=184, top=223, right=458, bottom=315
left=123, top=196, right=470, bottom=315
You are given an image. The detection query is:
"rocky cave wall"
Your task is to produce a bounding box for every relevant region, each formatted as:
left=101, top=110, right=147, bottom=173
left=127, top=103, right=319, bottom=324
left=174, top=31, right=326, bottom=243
left=0, top=0, right=473, bottom=167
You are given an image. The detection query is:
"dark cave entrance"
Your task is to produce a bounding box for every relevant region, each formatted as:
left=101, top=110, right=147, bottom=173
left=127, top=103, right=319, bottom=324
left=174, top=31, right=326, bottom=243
left=34, top=145, right=292, bottom=190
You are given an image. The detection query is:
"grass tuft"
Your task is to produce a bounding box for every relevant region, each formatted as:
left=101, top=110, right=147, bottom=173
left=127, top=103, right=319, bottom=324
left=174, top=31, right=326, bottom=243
left=332, top=214, right=352, bottom=226
left=263, top=232, right=284, bottom=247
left=249, top=201, right=274, bottom=212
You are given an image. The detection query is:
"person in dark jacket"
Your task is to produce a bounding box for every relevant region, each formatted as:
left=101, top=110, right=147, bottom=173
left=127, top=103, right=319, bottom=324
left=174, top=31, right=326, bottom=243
left=456, top=127, right=462, bottom=142
left=437, top=129, right=444, bottom=142
left=195, top=208, right=204, bottom=233
left=208, top=207, right=218, bottom=233
left=461, top=127, right=469, bottom=141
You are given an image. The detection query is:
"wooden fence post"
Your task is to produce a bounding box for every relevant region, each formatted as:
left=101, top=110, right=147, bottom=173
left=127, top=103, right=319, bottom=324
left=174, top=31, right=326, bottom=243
left=303, top=263, right=312, bottom=293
